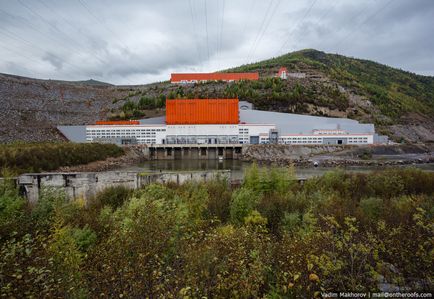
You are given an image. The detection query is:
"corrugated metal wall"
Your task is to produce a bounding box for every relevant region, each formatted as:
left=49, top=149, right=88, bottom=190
left=95, top=120, right=140, bottom=125
left=166, top=99, right=239, bottom=124
left=170, top=73, right=259, bottom=82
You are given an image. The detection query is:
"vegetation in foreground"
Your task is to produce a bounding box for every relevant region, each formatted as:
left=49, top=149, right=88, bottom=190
left=0, top=166, right=433, bottom=297
left=0, top=142, right=124, bottom=174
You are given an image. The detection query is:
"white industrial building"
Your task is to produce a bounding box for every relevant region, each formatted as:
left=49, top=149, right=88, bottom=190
left=85, top=122, right=375, bottom=145
left=83, top=101, right=382, bottom=145
left=59, top=101, right=386, bottom=146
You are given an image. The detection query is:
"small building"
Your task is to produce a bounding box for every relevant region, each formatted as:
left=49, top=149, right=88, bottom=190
left=277, top=67, right=288, bottom=79
left=170, top=72, right=259, bottom=84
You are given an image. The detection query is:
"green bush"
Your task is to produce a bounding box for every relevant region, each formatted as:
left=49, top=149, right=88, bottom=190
left=94, top=185, right=132, bottom=209
left=1, top=168, right=434, bottom=297
left=0, top=142, right=124, bottom=174
left=359, top=197, right=383, bottom=222
left=0, top=177, right=26, bottom=238
left=230, top=187, right=260, bottom=225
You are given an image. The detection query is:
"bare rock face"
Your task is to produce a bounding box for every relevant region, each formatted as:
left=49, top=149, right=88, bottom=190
left=240, top=144, right=434, bottom=167
left=241, top=144, right=345, bottom=162
left=0, top=73, right=129, bottom=143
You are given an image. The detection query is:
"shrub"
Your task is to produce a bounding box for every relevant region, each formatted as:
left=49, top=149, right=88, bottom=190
left=205, top=177, right=231, bottom=222
left=0, top=177, right=26, bottom=238
left=0, top=142, right=124, bottom=174
left=31, top=187, right=67, bottom=229
left=48, top=225, right=87, bottom=297
left=359, top=197, right=383, bottom=222
left=230, top=187, right=260, bottom=225
left=282, top=211, right=302, bottom=232
left=182, top=225, right=270, bottom=298
left=257, top=193, right=290, bottom=235
left=94, top=185, right=132, bottom=209
left=1, top=169, right=434, bottom=296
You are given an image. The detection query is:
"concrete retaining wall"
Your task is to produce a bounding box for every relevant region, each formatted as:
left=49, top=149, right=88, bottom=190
left=17, top=170, right=231, bottom=203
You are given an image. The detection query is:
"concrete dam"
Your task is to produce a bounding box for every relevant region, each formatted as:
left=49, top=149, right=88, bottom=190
left=16, top=170, right=231, bottom=203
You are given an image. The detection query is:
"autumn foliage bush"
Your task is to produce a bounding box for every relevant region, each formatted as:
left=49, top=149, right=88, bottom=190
left=0, top=165, right=433, bottom=297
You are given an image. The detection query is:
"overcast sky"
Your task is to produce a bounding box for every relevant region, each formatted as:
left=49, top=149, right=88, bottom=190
left=0, top=0, right=433, bottom=85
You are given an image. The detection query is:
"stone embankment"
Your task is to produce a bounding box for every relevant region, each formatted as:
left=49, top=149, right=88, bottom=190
left=241, top=144, right=345, bottom=162
left=241, top=144, right=434, bottom=167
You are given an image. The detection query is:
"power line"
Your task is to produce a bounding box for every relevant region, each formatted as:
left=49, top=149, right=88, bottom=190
left=0, top=8, right=87, bottom=58
left=249, top=0, right=282, bottom=63
left=76, top=0, right=132, bottom=54
left=217, top=0, right=225, bottom=68
left=204, top=0, right=210, bottom=62
left=0, top=44, right=51, bottom=78
left=0, top=28, right=86, bottom=74
left=241, top=0, right=257, bottom=39
left=0, top=9, right=98, bottom=75
left=245, top=0, right=275, bottom=64
left=286, top=0, right=341, bottom=52
left=312, top=0, right=370, bottom=50
left=75, top=0, right=135, bottom=84
left=335, top=0, right=396, bottom=48
left=36, top=0, right=108, bottom=64
left=77, top=0, right=116, bottom=37
left=1, top=4, right=134, bottom=84
left=275, top=0, right=319, bottom=56
left=16, top=0, right=107, bottom=66
left=188, top=0, right=203, bottom=70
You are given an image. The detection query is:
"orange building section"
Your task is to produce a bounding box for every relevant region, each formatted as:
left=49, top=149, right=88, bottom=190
left=95, top=120, right=140, bottom=125
left=166, top=99, right=239, bottom=124
left=171, top=73, right=259, bottom=83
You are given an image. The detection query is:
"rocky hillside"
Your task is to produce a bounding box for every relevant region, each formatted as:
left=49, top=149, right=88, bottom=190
left=1, top=49, right=433, bottom=143
left=0, top=73, right=131, bottom=142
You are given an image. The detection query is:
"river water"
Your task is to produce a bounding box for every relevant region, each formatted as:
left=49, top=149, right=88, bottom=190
left=121, top=159, right=434, bottom=181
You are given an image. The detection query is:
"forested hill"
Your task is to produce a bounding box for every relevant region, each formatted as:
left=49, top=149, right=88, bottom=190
left=224, top=49, right=434, bottom=142
left=1, top=49, right=433, bottom=143
left=106, top=49, right=434, bottom=143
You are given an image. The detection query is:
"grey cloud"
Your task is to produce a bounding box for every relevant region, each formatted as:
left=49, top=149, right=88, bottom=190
left=0, top=0, right=432, bottom=84
left=42, top=52, right=64, bottom=70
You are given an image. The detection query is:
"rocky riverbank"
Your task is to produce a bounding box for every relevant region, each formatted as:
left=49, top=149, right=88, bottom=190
left=241, top=144, right=434, bottom=167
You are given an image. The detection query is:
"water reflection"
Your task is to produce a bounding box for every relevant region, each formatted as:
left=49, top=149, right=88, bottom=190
left=120, top=159, right=434, bottom=180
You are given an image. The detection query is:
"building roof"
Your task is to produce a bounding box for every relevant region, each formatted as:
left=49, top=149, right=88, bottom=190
left=138, top=109, right=374, bottom=134
left=238, top=110, right=375, bottom=135
left=57, top=125, right=86, bottom=142
left=277, top=67, right=288, bottom=75
left=170, top=73, right=259, bottom=82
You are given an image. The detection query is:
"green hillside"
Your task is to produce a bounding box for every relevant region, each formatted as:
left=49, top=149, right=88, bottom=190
left=100, top=50, right=434, bottom=142
left=229, top=49, right=434, bottom=122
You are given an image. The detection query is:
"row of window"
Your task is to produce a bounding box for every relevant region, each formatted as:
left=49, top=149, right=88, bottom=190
left=88, top=132, right=156, bottom=136
left=279, top=137, right=323, bottom=141
left=88, top=128, right=165, bottom=132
